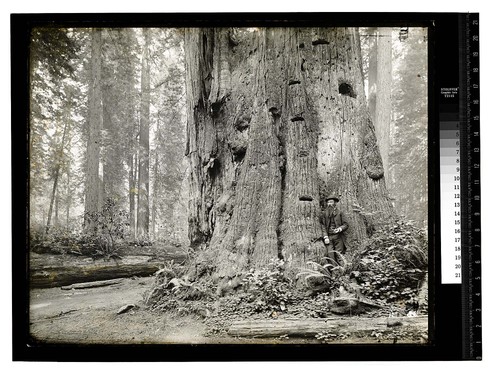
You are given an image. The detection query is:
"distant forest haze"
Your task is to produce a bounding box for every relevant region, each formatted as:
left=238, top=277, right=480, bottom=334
left=30, top=28, right=188, bottom=245
left=29, top=27, right=427, bottom=275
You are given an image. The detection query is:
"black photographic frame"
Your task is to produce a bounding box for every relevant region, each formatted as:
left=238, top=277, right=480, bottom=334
left=11, top=12, right=477, bottom=361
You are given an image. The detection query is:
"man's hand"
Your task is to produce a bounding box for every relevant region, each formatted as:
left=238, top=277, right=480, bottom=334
left=324, top=236, right=330, bottom=245
left=333, top=227, right=342, bottom=234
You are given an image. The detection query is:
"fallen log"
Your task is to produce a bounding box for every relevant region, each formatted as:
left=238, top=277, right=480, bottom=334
left=60, top=278, right=125, bottom=290
left=227, top=316, right=428, bottom=338
left=30, top=257, right=164, bottom=288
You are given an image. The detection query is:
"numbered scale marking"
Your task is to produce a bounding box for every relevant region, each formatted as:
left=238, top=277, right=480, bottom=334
left=440, top=13, right=481, bottom=360
left=440, top=120, right=462, bottom=284
left=462, top=13, right=481, bottom=360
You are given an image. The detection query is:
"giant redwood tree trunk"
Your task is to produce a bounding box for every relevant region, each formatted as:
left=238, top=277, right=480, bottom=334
left=185, top=27, right=394, bottom=284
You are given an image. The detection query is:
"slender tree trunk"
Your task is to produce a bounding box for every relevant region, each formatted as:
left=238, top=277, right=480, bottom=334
left=45, top=121, right=68, bottom=234
left=373, top=27, right=392, bottom=179
left=128, top=153, right=137, bottom=239
left=134, top=151, right=139, bottom=232
left=185, top=28, right=394, bottom=285
left=45, top=168, right=60, bottom=234
left=367, top=27, right=378, bottom=121
left=98, top=165, right=105, bottom=209
left=54, top=185, right=60, bottom=227
left=66, top=164, right=71, bottom=229
left=137, top=28, right=151, bottom=239
left=151, top=148, right=159, bottom=240
left=84, top=28, right=103, bottom=229
left=151, top=112, right=161, bottom=240
left=102, top=94, right=113, bottom=200
left=127, top=152, right=137, bottom=239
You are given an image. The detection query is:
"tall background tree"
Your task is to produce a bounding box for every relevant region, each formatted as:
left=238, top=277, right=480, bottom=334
left=149, top=29, right=187, bottom=242
left=83, top=28, right=104, bottom=230
left=137, top=28, right=152, bottom=239
left=30, top=27, right=187, bottom=244
left=99, top=28, right=142, bottom=238
left=184, top=27, right=394, bottom=285
left=368, top=27, right=392, bottom=179
left=29, top=28, right=83, bottom=233
left=389, top=28, right=428, bottom=228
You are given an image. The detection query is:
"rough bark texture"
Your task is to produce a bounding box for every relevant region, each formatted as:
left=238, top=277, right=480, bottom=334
left=185, top=28, right=394, bottom=284
left=84, top=29, right=103, bottom=229
left=137, top=28, right=151, bottom=238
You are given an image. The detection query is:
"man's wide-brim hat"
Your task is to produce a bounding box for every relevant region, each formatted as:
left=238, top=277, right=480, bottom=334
left=326, top=194, right=340, bottom=202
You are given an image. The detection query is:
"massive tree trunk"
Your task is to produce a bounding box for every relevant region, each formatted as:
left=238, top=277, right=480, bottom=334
left=137, top=28, right=151, bottom=238
left=185, top=28, right=394, bottom=284
left=84, top=28, right=103, bottom=229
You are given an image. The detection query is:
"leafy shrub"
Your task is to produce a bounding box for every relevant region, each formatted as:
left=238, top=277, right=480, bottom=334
left=297, top=253, right=352, bottom=291
left=30, top=226, right=84, bottom=255
left=241, top=259, right=294, bottom=312
left=352, top=220, right=427, bottom=308
left=357, top=259, right=424, bottom=304
left=82, top=198, right=129, bottom=259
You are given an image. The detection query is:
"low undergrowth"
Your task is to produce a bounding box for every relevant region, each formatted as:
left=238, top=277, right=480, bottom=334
left=350, top=220, right=427, bottom=311
left=30, top=200, right=186, bottom=261
left=144, top=221, right=428, bottom=337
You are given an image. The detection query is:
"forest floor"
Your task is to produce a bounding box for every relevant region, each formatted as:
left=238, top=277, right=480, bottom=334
left=28, top=236, right=428, bottom=345
left=29, top=274, right=428, bottom=345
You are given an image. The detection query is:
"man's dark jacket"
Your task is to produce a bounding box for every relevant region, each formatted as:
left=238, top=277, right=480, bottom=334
left=319, top=207, right=348, bottom=239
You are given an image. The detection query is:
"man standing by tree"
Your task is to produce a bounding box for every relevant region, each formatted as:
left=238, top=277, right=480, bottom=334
left=320, top=194, right=349, bottom=266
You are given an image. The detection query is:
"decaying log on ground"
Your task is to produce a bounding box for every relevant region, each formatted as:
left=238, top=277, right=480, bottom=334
left=60, top=278, right=125, bottom=290
left=30, top=256, right=165, bottom=288
left=227, top=316, right=428, bottom=338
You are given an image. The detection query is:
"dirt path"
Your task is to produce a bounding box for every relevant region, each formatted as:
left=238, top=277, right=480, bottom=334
left=29, top=276, right=218, bottom=344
